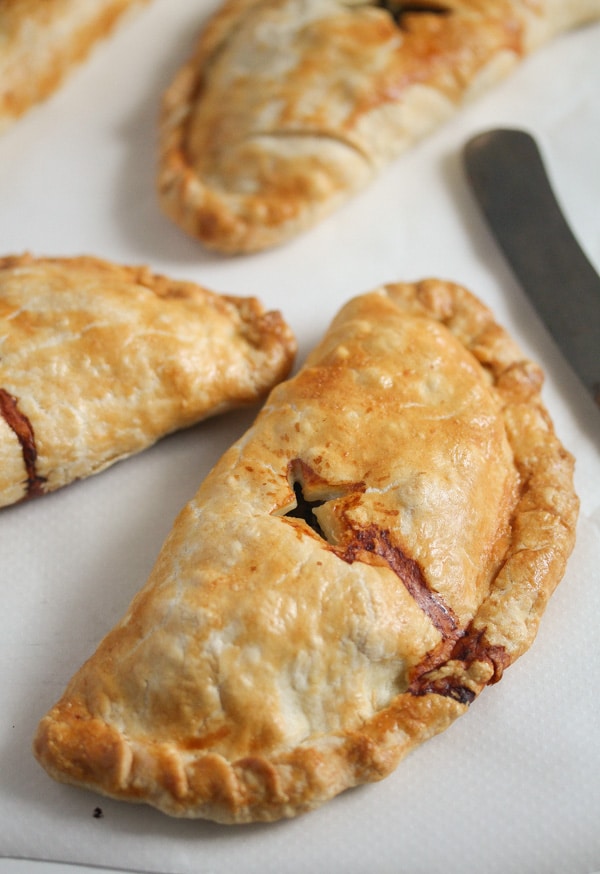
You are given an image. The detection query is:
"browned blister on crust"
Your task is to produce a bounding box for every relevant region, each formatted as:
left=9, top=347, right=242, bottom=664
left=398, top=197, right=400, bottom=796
left=34, top=279, right=578, bottom=822
left=0, top=0, right=150, bottom=132
left=157, top=0, right=600, bottom=252
left=0, top=253, right=296, bottom=507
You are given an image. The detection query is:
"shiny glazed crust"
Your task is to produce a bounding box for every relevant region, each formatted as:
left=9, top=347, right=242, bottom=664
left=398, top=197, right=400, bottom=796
left=158, top=0, right=600, bottom=253
left=0, top=253, right=296, bottom=507
left=0, top=0, right=149, bottom=132
left=34, top=279, right=578, bottom=822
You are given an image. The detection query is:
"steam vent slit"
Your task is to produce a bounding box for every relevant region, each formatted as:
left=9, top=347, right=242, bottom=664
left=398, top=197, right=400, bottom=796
left=285, top=480, right=326, bottom=539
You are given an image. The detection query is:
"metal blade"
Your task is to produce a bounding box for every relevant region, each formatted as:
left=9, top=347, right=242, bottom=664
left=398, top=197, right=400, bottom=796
left=463, top=128, right=600, bottom=408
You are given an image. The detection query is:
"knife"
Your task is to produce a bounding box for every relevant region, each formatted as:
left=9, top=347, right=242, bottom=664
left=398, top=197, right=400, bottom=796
left=463, top=128, right=600, bottom=409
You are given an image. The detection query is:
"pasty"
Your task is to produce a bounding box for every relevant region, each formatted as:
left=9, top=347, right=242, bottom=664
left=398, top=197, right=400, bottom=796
left=158, top=0, right=600, bottom=253
left=0, top=253, right=296, bottom=508
left=34, top=280, right=578, bottom=822
left=0, top=0, right=149, bottom=132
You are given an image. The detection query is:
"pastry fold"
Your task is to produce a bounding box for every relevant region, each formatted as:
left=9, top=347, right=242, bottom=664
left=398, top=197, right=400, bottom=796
left=158, top=0, right=600, bottom=252
left=34, top=279, right=578, bottom=822
left=0, top=0, right=150, bottom=132
left=0, top=253, right=296, bottom=507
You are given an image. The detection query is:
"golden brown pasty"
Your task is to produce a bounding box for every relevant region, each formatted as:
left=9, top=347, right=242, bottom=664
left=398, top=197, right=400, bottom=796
left=0, top=0, right=149, bottom=132
left=34, top=279, right=578, bottom=823
left=158, top=0, right=600, bottom=253
left=0, top=253, right=296, bottom=508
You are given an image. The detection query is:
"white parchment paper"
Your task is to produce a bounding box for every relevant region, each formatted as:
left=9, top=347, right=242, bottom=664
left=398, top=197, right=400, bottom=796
left=1, top=3, right=599, bottom=872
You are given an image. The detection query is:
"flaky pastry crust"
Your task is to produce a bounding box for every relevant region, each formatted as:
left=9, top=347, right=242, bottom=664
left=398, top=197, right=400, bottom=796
left=34, top=279, right=578, bottom=822
left=0, top=253, right=296, bottom=507
left=0, top=0, right=149, bottom=132
left=158, top=0, right=600, bottom=253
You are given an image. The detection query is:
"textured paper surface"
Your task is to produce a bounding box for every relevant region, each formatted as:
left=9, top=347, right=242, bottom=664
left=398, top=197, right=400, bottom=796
left=1, top=2, right=599, bottom=872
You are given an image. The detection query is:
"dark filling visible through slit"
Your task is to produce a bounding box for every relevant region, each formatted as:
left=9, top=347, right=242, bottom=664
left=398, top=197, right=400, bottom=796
left=285, top=480, right=326, bottom=538
left=374, top=0, right=451, bottom=28
left=0, top=388, right=46, bottom=499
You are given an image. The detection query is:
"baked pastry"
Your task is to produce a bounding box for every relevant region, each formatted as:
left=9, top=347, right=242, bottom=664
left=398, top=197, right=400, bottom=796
left=34, top=279, right=578, bottom=823
left=158, top=0, right=600, bottom=253
left=0, top=253, right=295, bottom=508
left=0, top=0, right=149, bottom=132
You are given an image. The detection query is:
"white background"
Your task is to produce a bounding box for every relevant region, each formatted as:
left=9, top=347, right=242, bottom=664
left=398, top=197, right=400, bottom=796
left=1, top=2, right=599, bottom=873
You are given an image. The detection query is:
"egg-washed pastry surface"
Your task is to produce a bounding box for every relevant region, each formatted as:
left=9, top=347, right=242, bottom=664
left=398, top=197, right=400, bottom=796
left=0, top=0, right=149, bottom=132
left=158, top=0, right=600, bottom=253
left=0, top=253, right=296, bottom=508
left=34, top=279, right=578, bottom=823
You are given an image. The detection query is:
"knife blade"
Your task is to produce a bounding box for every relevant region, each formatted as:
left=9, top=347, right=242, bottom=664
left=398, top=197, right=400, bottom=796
left=463, top=128, right=600, bottom=408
